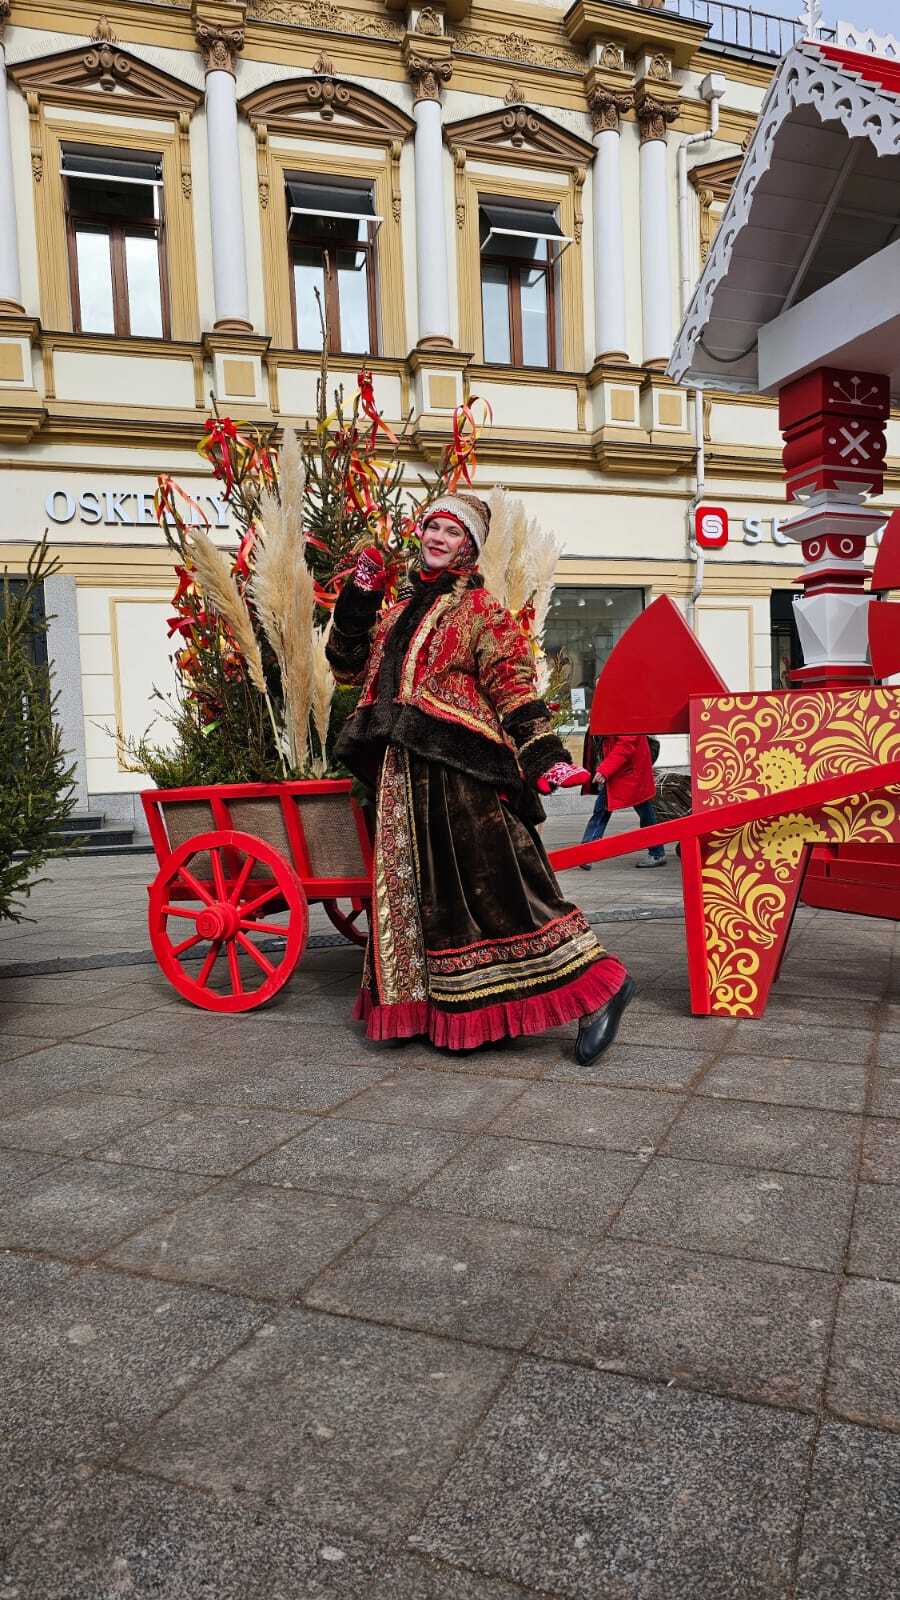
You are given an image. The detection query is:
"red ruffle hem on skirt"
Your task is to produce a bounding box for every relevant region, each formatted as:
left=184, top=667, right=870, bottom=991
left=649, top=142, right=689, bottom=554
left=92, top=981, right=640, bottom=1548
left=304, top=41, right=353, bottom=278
left=354, top=955, right=629, bottom=1051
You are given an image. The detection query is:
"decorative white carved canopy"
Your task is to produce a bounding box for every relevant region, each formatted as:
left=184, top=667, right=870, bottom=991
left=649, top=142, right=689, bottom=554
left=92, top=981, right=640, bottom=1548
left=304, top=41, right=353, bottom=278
left=669, top=42, right=900, bottom=396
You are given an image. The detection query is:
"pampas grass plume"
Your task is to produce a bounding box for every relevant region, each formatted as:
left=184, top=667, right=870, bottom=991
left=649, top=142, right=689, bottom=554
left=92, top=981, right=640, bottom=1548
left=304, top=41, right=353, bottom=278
left=252, top=472, right=318, bottom=774
left=188, top=528, right=267, bottom=696
left=309, top=624, right=335, bottom=778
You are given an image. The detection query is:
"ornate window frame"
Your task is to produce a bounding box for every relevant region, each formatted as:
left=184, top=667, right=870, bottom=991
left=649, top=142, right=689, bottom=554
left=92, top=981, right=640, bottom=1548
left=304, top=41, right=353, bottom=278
left=240, top=63, right=414, bottom=355
left=10, top=44, right=202, bottom=341
left=446, top=101, right=592, bottom=371
left=688, top=154, right=741, bottom=268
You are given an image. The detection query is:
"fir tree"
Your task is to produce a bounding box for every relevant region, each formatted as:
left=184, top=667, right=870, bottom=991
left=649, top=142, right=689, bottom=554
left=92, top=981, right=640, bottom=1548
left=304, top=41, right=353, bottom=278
left=0, top=540, right=77, bottom=922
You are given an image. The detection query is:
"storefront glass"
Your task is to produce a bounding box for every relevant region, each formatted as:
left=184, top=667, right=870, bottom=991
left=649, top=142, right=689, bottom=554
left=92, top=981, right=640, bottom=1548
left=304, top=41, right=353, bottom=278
left=543, top=586, right=644, bottom=735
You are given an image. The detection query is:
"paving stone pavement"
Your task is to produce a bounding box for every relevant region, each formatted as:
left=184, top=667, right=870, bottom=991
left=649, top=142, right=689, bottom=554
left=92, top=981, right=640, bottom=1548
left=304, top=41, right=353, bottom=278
left=1, top=844, right=900, bottom=1597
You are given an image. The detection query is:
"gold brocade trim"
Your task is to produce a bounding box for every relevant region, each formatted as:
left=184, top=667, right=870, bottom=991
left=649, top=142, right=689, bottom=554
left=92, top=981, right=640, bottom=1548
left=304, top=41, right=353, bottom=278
left=415, top=686, right=508, bottom=744
left=372, top=746, right=427, bottom=1007
left=399, top=591, right=458, bottom=701
left=430, top=950, right=600, bottom=1005
left=429, top=928, right=601, bottom=995
left=517, top=727, right=555, bottom=757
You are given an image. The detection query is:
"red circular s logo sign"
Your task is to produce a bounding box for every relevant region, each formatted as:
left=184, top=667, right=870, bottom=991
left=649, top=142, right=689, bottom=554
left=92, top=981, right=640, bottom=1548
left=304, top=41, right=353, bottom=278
left=695, top=505, right=729, bottom=550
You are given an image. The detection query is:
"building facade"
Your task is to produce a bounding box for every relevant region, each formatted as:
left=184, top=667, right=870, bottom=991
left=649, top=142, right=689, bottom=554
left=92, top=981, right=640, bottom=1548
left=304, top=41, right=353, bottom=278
left=0, top=0, right=895, bottom=829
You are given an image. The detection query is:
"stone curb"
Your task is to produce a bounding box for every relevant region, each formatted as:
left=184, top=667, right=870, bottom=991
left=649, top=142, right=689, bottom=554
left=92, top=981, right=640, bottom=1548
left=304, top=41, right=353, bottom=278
left=0, top=906, right=685, bottom=980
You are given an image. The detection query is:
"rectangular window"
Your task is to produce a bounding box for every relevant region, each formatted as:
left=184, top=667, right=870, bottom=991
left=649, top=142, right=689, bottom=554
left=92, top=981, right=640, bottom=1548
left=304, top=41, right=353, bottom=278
left=479, top=201, right=570, bottom=370
left=287, top=176, right=380, bottom=355
left=544, top=588, right=645, bottom=738
left=63, top=146, right=168, bottom=339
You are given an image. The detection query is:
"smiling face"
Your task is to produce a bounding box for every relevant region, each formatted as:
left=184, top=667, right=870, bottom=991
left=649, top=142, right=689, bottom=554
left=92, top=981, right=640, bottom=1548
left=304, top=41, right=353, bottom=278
left=420, top=513, right=473, bottom=573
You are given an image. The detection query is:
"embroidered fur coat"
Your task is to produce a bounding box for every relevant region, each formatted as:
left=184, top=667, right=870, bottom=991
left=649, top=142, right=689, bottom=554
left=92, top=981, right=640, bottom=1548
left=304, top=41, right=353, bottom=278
left=326, top=568, right=569, bottom=818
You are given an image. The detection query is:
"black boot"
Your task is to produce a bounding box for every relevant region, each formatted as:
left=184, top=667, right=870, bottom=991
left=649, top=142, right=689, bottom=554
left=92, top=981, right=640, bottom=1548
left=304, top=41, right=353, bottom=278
left=575, top=977, right=636, bottom=1066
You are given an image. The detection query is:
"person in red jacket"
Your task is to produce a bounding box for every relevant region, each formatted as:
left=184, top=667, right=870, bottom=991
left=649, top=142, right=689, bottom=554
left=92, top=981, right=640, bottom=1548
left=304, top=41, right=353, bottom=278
left=578, top=733, right=666, bottom=869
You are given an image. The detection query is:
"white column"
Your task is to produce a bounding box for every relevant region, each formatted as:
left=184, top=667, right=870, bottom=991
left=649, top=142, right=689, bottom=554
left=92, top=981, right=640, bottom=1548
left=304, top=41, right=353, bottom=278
left=204, top=67, right=251, bottom=330
left=0, top=28, right=23, bottom=312
left=592, top=127, right=627, bottom=361
left=412, top=98, right=451, bottom=346
left=404, top=45, right=453, bottom=350
left=639, top=134, right=673, bottom=366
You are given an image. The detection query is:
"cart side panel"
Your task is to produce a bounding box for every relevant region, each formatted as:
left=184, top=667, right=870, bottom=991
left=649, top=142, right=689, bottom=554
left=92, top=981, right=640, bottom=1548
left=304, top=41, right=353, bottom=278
left=226, top=799, right=293, bottom=878
left=293, top=794, right=368, bottom=880
left=159, top=800, right=217, bottom=878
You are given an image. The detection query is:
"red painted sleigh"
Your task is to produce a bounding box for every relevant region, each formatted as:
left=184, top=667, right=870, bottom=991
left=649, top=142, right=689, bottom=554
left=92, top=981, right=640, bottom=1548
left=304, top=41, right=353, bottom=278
left=142, top=779, right=372, bottom=1013
left=552, top=596, right=900, bottom=1019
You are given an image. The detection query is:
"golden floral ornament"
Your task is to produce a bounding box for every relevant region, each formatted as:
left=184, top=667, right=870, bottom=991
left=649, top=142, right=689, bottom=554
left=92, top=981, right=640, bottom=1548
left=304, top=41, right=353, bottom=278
left=754, top=746, right=807, bottom=794
left=693, top=684, right=900, bottom=1017
left=758, top=813, right=826, bottom=871
left=694, top=688, right=900, bottom=806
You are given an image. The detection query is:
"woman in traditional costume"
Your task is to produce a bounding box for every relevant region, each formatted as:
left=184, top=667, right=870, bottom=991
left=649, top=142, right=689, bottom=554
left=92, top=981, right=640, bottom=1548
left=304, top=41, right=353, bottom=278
left=326, top=493, right=634, bottom=1064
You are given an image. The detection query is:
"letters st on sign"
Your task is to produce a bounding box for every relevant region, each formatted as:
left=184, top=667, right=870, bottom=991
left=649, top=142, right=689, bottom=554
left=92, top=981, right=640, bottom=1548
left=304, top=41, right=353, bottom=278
left=45, top=487, right=231, bottom=529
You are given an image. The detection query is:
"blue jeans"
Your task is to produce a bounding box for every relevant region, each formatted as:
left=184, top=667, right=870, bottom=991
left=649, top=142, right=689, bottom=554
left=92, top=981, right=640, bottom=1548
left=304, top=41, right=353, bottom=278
left=582, top=790, right=665, bottom=860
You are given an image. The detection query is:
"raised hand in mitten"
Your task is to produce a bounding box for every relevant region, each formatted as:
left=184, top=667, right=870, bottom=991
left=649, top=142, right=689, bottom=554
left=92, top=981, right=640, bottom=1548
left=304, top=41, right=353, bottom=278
left=536, top=761, right=591, bottom=795
left=353, top=546, right=387, bottom=593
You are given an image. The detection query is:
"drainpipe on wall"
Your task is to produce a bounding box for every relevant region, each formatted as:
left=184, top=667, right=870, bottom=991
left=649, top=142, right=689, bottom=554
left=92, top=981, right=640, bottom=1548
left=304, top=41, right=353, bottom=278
left=677, top=72, right=725, bottom=630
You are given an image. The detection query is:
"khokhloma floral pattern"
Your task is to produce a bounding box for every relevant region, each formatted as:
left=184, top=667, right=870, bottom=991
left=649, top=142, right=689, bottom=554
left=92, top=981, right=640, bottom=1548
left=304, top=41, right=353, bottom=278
left=690, top=689, right=900, bottom=1015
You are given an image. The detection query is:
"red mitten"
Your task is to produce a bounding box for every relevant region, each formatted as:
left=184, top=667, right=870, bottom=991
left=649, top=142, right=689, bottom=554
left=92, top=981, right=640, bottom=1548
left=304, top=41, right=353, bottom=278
left=354, top=546, right=387, bottom=593
left=537, top=761, right=591, bottom=795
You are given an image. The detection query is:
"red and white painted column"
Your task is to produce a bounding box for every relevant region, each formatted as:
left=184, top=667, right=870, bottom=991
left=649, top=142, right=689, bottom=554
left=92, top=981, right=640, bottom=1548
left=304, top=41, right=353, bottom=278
left=777, top=367, right=890, bottom=687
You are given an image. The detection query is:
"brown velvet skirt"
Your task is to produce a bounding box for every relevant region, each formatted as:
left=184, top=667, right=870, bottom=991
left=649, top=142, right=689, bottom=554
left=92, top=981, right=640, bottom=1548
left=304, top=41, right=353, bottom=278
left=355, top=744, right=628, bottom=1050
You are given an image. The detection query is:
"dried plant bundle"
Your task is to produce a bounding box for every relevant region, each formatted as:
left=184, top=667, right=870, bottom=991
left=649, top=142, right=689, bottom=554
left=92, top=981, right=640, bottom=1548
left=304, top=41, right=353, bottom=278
left=528, top=515, right=561, bottom=640
left=285, top=554, right=317, bottom=772
left=251, top=475, right=318, bottom=773
left=279, top=427, right=306, bottom=538
left=481, top=486, right=515, bottom=603
left=309, top=624, right=335, bottom=778
left=503, top=495, right=533, bottom=619
left=188, top=529, right=267, bottom=696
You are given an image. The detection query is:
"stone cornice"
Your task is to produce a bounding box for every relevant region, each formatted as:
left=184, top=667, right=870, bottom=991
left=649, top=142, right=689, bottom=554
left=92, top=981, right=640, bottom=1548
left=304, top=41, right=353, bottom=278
left=563, top=0, right=708, bottom=68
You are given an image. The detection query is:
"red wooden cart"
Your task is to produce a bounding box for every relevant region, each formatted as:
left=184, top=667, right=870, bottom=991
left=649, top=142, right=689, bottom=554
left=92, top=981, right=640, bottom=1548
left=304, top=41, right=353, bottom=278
left=142, top=779, right=372, bottom=1013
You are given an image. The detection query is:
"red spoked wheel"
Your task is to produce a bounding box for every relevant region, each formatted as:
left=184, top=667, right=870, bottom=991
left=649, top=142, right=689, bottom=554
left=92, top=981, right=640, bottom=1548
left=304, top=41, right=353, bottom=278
left=148, top=830, right=308, bottom=1013
left=322, top=898, right=370, bottom=948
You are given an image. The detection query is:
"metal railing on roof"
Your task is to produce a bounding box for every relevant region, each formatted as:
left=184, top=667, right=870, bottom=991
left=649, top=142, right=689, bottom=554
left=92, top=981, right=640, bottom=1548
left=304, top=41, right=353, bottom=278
left=664, top=0, right=836, bottom=58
